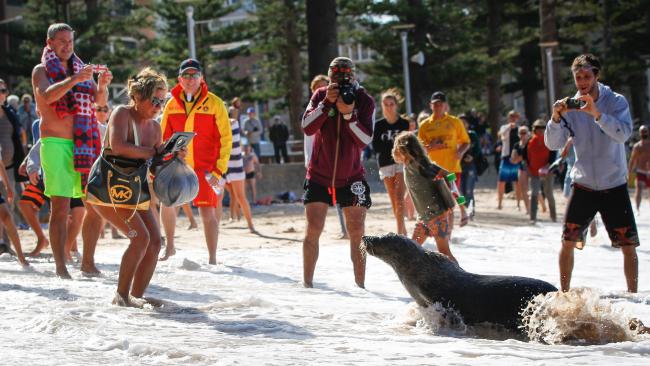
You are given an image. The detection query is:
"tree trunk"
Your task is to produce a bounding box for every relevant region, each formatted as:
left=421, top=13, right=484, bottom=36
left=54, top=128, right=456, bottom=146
left=520, top=40, right=539, bottom=124
left=539, top=0, right=561, bottom=117
left=486, top=0, right=502, bottom=141
left=306, top=0, right=337, bottom=82
left=629, top=72, right=648, bottom=123
left=283, top=0, right=304, bottom=139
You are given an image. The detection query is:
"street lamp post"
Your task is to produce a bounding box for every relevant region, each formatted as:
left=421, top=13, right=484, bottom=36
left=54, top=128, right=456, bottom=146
left=540, top=41, right=559, bottom=115
left=392, top=24, right=415, bottom=116
left=186, top=5, right=196, bottom=60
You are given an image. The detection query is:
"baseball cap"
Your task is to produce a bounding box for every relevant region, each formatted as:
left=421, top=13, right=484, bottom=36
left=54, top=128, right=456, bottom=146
left=430, top=91, right=446, bottom=103
left=246, top=107, right=255, bottom=114
left=179, top=58, right=202, bottom=75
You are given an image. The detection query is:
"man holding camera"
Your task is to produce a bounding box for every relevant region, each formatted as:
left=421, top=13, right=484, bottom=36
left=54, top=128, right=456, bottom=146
left=545, top=54, right=638, bottom=293
left=301, top=57, right=375, bottom=288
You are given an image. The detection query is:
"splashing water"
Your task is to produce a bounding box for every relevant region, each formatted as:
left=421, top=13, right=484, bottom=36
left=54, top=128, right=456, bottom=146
left=521, top=288, right=638, bottom=345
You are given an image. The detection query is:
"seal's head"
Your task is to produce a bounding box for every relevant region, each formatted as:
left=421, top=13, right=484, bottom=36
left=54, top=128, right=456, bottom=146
left=362, top=233, right=428, bottom=268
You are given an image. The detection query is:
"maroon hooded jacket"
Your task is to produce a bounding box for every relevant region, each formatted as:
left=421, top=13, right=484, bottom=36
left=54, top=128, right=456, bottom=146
left=302, top=86, right=375, bottom=188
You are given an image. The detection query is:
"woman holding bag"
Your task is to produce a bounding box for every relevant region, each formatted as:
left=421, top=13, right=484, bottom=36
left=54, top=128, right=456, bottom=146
left=85, top=67, right=167, bottom=306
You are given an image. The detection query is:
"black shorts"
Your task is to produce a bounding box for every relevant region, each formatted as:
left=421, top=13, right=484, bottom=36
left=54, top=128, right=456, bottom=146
left=245, top=171, right=255, bottom=180
left=303, top=179, right=372, bottom=209
left=0, top=193, right=4, bottom=204
left=563, top=183, right=639, bottom=248
left=20, top=178, right=84, bottom=209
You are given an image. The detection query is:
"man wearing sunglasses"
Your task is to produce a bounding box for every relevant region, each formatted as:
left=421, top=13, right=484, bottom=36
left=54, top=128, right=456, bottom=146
left=159, top=58, right=232, bottom=265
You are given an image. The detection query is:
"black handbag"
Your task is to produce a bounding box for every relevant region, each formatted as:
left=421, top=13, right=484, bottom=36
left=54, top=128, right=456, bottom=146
left=86, top=152, right=150, bottom=238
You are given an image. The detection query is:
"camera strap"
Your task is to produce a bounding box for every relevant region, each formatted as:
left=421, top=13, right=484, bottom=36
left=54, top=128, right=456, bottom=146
left=329, top=113, right=342, bottom=206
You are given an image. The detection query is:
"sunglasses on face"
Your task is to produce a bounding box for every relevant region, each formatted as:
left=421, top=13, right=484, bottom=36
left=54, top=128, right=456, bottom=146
left=151, top=96, right=165, bottom=107
left=96, top=106, right=109, bottom=113
left=0, top=88, right=7, bottom=93
left=180, top=72, right=202, bottom=80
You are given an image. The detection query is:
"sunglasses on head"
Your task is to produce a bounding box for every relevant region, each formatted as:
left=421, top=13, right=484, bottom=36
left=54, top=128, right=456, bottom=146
left=330, top=66, right=352, bottom=73
left=180, top=72, right=202, bottom=80
left=0, top=88, right=7, bottom=93
left=96, top=106, right=109, bottom=113
left=151, top=96, right=165, bottom=107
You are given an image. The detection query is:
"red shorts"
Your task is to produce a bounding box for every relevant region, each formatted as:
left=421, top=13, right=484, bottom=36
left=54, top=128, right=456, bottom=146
left=636, top=170, right=650, bottom=188
left=193, top=170, right=220, bottom=208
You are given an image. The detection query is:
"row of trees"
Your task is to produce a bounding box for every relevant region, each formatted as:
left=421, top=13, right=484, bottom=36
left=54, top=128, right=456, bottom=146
left=1, top=0, right=649, bottom=139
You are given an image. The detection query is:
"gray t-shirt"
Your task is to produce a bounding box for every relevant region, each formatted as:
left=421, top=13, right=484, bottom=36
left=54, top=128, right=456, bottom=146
left=403, top=160, right=448, bottom=221
left=243, top=117, right=263, bottom=144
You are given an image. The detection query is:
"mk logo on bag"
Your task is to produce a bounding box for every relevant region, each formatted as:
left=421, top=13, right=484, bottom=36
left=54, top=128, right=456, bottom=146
left=110, top=184, right=134, bottom=203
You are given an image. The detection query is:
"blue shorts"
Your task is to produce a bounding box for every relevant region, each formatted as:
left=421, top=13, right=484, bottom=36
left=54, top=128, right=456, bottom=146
left=498, top=157, right=519, bottom=183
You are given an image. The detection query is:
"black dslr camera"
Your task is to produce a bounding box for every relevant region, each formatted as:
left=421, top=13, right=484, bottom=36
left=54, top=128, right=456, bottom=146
left=338, top=82, right=355, bottom=105
left=565, top=98, right=586, bottom=109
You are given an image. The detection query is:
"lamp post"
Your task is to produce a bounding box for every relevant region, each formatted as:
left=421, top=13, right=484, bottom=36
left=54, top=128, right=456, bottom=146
left=392, top=24, right=415, bottom=116
left=186, top=5, right=196, bottom=60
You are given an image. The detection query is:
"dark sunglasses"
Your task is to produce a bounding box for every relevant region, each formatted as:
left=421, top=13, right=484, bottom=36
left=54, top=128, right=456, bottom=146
left=180, top=72, right=202, bottom=80
left=96, top=106, right=109, bottom=113
left=0, top=88, right=7, bottom=93
left=329, top=66, right=352, bottom=73
left=151, top=96, right=165, bottom=107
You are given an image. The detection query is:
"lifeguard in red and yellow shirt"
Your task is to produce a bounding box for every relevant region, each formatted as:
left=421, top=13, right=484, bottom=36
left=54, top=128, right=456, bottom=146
left=159, top=59, right=232, bottom=264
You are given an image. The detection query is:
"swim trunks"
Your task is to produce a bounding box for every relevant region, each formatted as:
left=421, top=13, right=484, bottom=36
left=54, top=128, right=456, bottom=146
left=40, top=137, right=83, bottom=198
left=20, top=177, right=83, bottom=209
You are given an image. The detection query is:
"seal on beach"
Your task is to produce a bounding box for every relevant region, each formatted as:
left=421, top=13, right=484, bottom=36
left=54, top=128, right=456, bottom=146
left=362, top=233, right=558, bottom=330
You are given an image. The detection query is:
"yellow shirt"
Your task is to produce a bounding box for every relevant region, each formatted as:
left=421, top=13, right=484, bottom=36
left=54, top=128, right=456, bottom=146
left=417, top=113, right=470, bottom=173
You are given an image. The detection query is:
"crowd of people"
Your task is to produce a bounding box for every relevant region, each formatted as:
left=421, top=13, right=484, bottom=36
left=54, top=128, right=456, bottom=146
left=0, top=23, right=642, bottom=307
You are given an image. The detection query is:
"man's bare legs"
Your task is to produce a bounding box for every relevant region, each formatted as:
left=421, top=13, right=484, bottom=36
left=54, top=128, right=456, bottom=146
left=64, top=206, right=85, bottom=262
left=561, top=240, right=638, bottom=293
left=159, top=204, right=177, bottom=260
left=559, top=240, right=575, bottom=292
left=81, top=203, right=104, bottom=275
left=383, top=174, right=407, bottom=235
left=622, top=245, right=638, bottom=293
left=49, top=196, right=71, bottom=278
left=18, top=201, right=49, bottom=256
left=303, top=202, right=328, bottom=288
left=634, top=181, right=643, bottom=212
left=246, top=177, right=258, bottom=203
left=199, top=197, right=223, bottom=265
left=342, top=206, right=367, bottom=288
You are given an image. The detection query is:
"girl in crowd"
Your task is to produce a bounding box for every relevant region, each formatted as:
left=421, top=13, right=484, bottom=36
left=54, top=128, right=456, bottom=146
left=372, top=88, right=410, bottom=235
left=392, top=131, right=457, bottom=264
left=224, top=106, right=255, bottom=232
left=85, top=67, right=166, bottom=306
left=0, top=148, right=28, bottom=267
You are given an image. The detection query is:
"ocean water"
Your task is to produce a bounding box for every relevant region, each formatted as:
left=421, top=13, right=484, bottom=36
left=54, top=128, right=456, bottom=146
left=0, top=209, right=649, bottom=365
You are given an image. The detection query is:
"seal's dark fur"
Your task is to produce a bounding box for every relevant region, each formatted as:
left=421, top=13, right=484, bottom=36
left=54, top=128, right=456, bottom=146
left=362, top=233, right=557, bottom=330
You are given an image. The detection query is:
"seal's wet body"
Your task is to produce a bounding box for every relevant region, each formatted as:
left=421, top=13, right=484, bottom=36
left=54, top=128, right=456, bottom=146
left=362, top=233, right=557, bottom=330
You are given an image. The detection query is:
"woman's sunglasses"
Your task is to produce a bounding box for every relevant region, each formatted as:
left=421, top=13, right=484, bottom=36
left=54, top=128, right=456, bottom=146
left=0, top=88, right=8, bottom=94
left=151, top=96, right=165, bottom=107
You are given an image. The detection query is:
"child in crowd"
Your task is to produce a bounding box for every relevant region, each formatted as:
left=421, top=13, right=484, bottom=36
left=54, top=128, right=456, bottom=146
left=0, top=147, right=28, bottom=267
left=243, top=144, right=262, bottom=204
left=392, top=131, right=458, bottom=264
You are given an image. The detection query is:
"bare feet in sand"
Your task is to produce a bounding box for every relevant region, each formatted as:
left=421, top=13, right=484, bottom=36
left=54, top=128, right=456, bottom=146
left=81, top=263, right=102, bottom=277
left=159, top=247, right=176, bottom=261
left=112, top=292, right=147, bottom=308
left=28, top=237, right=50, bottom=257
left=56, top=268, right=72, bottom=280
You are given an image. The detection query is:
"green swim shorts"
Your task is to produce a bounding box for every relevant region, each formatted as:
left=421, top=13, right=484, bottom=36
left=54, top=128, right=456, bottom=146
left=40, top=137, right=83, bottom=198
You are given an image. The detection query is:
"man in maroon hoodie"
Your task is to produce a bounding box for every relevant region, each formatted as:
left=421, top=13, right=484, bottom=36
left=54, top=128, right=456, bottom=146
left=301, top=57, right=375, bottom=288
